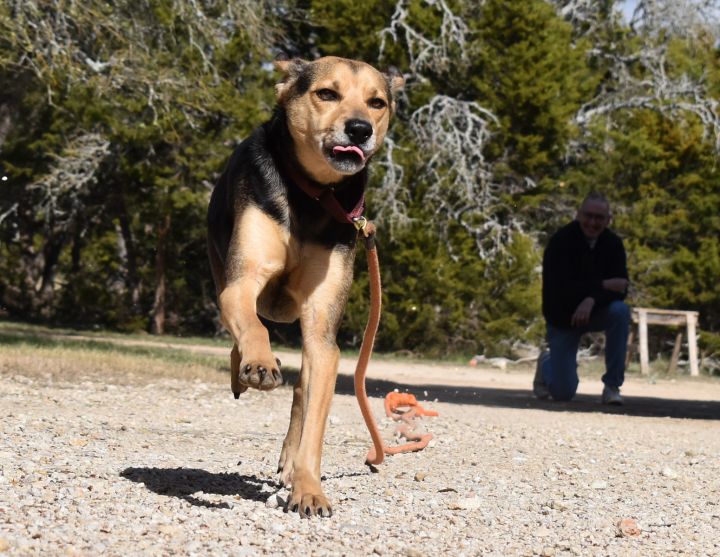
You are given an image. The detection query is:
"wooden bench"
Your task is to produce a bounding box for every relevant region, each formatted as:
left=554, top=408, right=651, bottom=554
left=627, top=308, right=699, bottom=376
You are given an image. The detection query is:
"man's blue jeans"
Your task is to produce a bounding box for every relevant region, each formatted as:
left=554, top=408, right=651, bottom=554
left=541, top=301, right=630, bottom=401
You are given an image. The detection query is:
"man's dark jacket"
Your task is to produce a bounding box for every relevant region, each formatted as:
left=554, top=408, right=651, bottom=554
left=542, top=220, right=628, bottom=328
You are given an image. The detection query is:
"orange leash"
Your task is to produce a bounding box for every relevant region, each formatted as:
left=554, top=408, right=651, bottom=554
left=353, top=224, right=436, bottom=465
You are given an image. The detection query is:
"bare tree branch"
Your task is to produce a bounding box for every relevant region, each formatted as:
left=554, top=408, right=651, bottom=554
left=379, top=0, right=471, bottom=77
left=28, top=132, right=110, bottom=234
left=372, top=136, right=412, bottom=233
left=630, top=0, right=720, bottom=39
left=377, top=0, right=537, bottom=258
left=0, top=202, right=18, bottom=228
left=548, top=0, right=609, bottom=36
left=569, top=8, right=720, bottom=157
left=0, top=0, right=279, bottom=127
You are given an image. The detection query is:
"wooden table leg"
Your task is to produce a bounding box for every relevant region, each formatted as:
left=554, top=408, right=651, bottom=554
left=687, top=313, right=699, bottom=376
left=667, top=331, right=683, bottom=374
left=625, top=329, right=635, bottom=368
left=639, top=310, right=649, bottom=375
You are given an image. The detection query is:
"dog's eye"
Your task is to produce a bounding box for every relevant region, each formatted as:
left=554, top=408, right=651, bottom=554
left=316, top=89, right=339, bottom=101
left=369, top=98, right=387, bottom=110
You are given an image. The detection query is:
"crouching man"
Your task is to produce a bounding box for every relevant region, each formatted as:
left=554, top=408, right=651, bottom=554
left=534, top=192, right=630, bottom=405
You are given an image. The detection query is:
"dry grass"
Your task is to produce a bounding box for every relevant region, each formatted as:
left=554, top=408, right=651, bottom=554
left=0, top=337, right=229, bottom=386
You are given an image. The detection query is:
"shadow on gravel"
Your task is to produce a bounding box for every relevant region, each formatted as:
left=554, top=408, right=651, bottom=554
left=281, top=370, right=720, bottom=421
left=121, top=467, right=281, bottom=508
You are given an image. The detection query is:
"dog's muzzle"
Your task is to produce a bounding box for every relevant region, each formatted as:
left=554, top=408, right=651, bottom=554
left=324, top=118, right=375, bottom=174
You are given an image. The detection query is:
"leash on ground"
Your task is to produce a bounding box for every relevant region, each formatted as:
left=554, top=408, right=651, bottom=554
left=352, top=219, right=438, bottom=466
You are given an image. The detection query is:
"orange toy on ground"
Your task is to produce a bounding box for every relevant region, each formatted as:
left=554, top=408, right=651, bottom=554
left=384, top=392, right=439, bottom=419
left=371, top=391, right=438, bottom=458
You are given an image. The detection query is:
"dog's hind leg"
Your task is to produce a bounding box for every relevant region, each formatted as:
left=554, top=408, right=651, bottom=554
left=278, top=375, right=305, bottom=485
left=230, top=344, right=248, bottom=398
left=286, top=245, right=354, bottom=517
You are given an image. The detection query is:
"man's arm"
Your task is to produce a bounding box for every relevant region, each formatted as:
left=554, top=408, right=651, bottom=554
left=589, top=235, right=629, bottom=305
left=602, top=278, right=629, bottom=292
left=570, top=296, right=595, bottom=326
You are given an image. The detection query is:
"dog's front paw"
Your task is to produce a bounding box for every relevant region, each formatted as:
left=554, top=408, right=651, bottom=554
left=238, top=357, right=282, bottom=391
left=287, top=475, right=332, bottom=518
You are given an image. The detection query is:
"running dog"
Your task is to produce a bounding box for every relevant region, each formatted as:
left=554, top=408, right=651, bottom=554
left=207, top=56, right=403, bottom=517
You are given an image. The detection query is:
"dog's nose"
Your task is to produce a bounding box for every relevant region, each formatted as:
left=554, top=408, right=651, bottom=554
left=345, top=119, right=373, bottom=144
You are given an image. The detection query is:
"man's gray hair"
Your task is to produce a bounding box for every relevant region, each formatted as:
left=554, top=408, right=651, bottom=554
left=580, top=191, right=610, bottom=210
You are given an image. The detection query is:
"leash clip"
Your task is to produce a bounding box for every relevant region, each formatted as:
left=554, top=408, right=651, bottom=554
left=352, top=216, right=367, bottom=232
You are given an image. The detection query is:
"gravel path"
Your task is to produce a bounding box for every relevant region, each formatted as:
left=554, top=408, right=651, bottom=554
left=1, top=343, right=720, bottom=556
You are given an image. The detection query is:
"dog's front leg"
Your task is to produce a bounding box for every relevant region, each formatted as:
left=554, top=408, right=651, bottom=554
left=219, top=208, right=287, bottom=391
left=219, top=278, right=282, bottom=391
left=285, top=245, right=353, bottom=518
left=287, top=338, right=339, bottom=517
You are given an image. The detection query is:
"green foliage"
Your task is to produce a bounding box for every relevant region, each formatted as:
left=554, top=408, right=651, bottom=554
left=469, top=0, right=596, bottom=178
left=342, top=224, right=541, bottom=358
left=1, top=0, right=719, bottom=365
left=305, top=0, right=397, bottom=61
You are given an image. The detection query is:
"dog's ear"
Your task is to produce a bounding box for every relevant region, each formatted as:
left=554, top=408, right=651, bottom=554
left=384, top=66, right=404, bottom=113
left=385, top=66, right=405, bottom=95
left=274, top=56, right=310, bottom=103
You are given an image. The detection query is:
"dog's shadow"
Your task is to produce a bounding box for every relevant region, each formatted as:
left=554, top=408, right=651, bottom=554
left=120, top=467, right=281, bottom=509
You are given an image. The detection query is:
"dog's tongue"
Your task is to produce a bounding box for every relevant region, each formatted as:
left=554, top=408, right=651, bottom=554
left=333, top=145, right=365, bottom=161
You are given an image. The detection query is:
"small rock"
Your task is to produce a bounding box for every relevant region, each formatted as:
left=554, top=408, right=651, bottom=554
left=617, top=518, right=642, bottom=538
left=414, top=472, right=426, bottom=482
left=661, top=467, right=678, bottom=479
left=271, top=523, right=284, bottom=534
left=448, top=497, right=483, bottom=510
left=0, top=538, right=9, bottom=551
left=157, top=524, right=182, bottom=536
left=590, top=480, right=607, bottom=489
left=541, top=547, right=555, bottom=557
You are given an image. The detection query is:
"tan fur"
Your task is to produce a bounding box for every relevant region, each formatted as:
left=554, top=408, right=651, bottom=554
left=213, top=57, right=403, bottom=517
left=278, top=57, right=397, bottom=184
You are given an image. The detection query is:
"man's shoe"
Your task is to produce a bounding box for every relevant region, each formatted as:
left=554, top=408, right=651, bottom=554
left=602, top=385, right=623, bottom=405
left=533, top=351, right=550, bottom=400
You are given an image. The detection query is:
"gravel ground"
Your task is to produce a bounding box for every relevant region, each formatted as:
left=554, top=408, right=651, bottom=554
left=1, top=344, right=720, bottom=556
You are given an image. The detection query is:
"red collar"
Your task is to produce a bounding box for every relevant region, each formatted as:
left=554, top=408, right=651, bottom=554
left=282, top=161, right=366, bottom=227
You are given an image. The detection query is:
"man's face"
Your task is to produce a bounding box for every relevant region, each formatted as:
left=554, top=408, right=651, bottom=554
left=576, top=199, right=610, bottom=240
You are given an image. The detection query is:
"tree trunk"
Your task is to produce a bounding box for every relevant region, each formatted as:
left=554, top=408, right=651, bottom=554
left=115, top=194, right=141, bottom=309
left=150, top=212, right=171, bottom=335
left=37, top=233, right=66, bottom=317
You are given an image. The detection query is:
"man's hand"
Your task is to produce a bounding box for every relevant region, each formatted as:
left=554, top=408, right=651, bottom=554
left=602, top=278, right=629, bottom=292
left=571, top=297, right=595, bottom=327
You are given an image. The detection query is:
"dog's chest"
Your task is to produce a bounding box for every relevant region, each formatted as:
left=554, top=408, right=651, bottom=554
left=257, top=238, right=355, bottom=323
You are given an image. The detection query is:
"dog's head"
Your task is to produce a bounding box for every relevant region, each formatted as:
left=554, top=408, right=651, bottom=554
left=274, top=56, right=404, bottom=184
